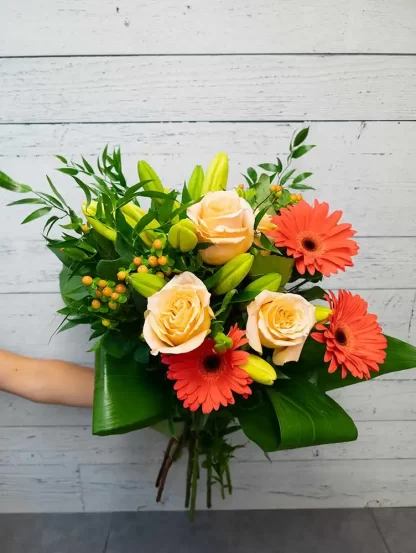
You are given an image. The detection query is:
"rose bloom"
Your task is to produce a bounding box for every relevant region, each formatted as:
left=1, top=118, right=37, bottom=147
left=187, top=190, right=255, bottom=265
left=143, top=272, right=214, bottom=355
left=247, top=291, right=316, bottom=365
left=254, top=213, right=278, bottom=256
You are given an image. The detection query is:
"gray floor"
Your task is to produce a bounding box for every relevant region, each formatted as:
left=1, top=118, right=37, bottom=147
left=1, top=509, right=415, bottom=552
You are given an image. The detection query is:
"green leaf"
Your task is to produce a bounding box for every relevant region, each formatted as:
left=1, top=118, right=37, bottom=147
left=288, top=183, right=315, bottom=191
left=293, top=127, right=309, bottom=148
left=0, top=171, right=32, bottom=193
left=132, top=209, right=159, bottom=235
left=255, top=173, right=271, bottom=205
left=47, top=176, right=67, bottom=207
left=258, top=163, right=279, bottom=172
left=59, top=266, right=89, bottom=304
left=93, top=347, right=170, bottom=435
left=57, top=167, right=79, bottom=176
left=21, top=206, right=52, bottom=224
left=238, top=390, right=281, bottom=452
left=117, top=180, right=152, bottom=208
left=7, top=198, right=45, bottom=207
left=55, top=155, right=68, bottom=164
left=134, top=343, right=150, bottom=366
left=43, top=215, right=60, bottom=236
left=291, top=145, right=316, bottom=159
left=62, top=247, right=90, bottom=261
left=266, top=380, right=357, bottom=451
left=280, top=169, right=296, bottom=185
left=249, top=256, right=294, bottom=287
left=254, top=205, right=273, bottom=230
left=82, top=156, right=94, bottom=174
left=247, top=167, right=258, bottom=183
left=73, top=177, right=92, bottom=206
left=259, top=233, right=281, bottom=254
left=293, top=172, right=313, bottom=185
left=96, top=257, right=130, bottom=280
left=101, top=325, right=139, bottom=359
left=298, top=286, right=327, bottom=301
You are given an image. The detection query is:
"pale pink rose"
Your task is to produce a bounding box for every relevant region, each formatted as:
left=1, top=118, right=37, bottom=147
left=246, top=291, right=316, bottom=365
left=187, top=190, right=255, bottom=265
left=143, top=272, right=214, bottom=355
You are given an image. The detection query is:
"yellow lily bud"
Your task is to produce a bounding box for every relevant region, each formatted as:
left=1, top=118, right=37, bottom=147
left=315, top=305, right=332, bottom=323
left=241, top=354, right=277, bottom=386
left=168, top=220, right=198, bottom=252
left=128, top=272, right=166, bottom=298
left=244, top=273, right=282, bottom=294
left=187, top=165, right=204, bottom=200
left=137, top=160, right=164, bottom=200
left=200, top=152, right=229, bottom=195
left=81, top=201, right=117, bottom=242
left=120, top=203, right=160, bottom=247
left=205, top=253, right=254, bottom=295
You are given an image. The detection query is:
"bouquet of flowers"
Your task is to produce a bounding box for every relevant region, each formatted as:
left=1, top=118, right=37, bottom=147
left=2, top=127, right=416, bottom=517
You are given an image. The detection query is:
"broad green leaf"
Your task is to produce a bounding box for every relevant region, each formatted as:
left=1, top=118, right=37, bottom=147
left=62, top=247, right=90, bottom=261
left=282, top=335, right=416, bottom=393
left=247, top=167, right=258, bottom=183
left=101, top=324, right=140, bottom=359
left=21, top=206, right=52, bottom=224
left=255, top=173, right=272, bottom=206
left=93, top=347, right=170, bottom=436
left=291, top=145, right=316, bottom=159
left=249, top=256, right=294, bottom=286
left=299, top=286, right=327, bottom=301
left=266, top=380, right=357, bottom=451
left=293, top=127, right=309, bottom=148
left=238, top=390, right=281, bottom=451
left=0, top=171, right=32, bottom=193
left=59, top=266, right=89, bottom=304
left=96, top=257, right=130, bottom=280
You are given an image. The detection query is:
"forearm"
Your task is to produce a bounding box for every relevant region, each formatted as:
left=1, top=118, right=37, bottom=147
left=0, top=350, right=94, bottom=407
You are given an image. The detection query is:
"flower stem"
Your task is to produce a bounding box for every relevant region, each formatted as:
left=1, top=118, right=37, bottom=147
left=206, top=453, right=212, bottom=509
left=225, top=462, right=233, bottom=495
left=185, top=434, right=194, bottom=510
left=155, top=437, right=175, bottom=489
left=189, top=433, right=199, bottom=521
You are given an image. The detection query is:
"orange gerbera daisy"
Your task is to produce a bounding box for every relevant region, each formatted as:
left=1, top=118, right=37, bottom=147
left=161, top=324, right=252, bottom=414
left=311, top=290, right=387, bottom=380
left=272, top=200, right=359, bottom=277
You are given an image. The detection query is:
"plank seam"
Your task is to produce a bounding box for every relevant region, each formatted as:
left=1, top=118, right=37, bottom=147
left=2, top=120, right=416, bottom=125
left=2, top=53, right=416, bottom=59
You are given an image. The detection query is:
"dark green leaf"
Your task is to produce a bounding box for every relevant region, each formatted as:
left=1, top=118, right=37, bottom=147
left=117, top=180, right=152, bottom=208
left=43, top=215, right=60, bottom=236
left=259, top=233, right=281, bottom=254
left=57, top=167, right=79, bottom=176
left=93, top=348, right=170, bottom=436
left=47, top=176, right=67, bottom=207
left=134, top=344, right=150, bottom=366
left=280, top=169, right=296, bottom=185
left=82, top=156, right=94, bottom=174
left=36, top=192, right=63, bottom=209
left=21, top=206, right=52, bottom=224
left=96, top=257, right=130, bottom=280
left=288, top=183, right=315, bottom=191
left=132, top=210, right=159, bottom=235
left=62, top=247, right=90, bottom=261
left=293, top=172, right=313, bottom=185
left=293, top=127, right=309, bottom=148
left=55, top=155, right=68, bottom=164
left=115, top=234, right=135, bottom=258
left=247, top=167, right=258, bottom=183
left=0, top=171, right=32, bottom=193
left=102, top=194, right=114, bottom=226
left=265, top=380, right=357, bottom=451
left=254, top=205, right=273, bottom=230
left=101, top=328, right=138, bottom=359
left=59, top=266, right=89, bottom=304
left=238, top=390, right=281, bottom=452
left=73, top=177, right=92, bottom=206
left=291, top=145, right=316, bottom=159
left=298, top=286, right=327, bottom=301
left=258, top=163, right=279, bottom=172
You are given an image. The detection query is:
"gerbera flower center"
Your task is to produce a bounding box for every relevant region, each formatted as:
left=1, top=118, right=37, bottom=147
left=301, top=237, right=318, bottom=252
left=334, top=327, right=349, bottom=346
left=203, top=354, right=222, bottom=373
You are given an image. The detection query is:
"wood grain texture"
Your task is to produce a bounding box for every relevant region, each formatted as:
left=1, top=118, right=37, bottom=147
left=0, top=465, right=83, bottom=513
left=79, top=459, right=416, bottom=510
left=1, top=56, right=416, bottom=123
left=1, top=121, right=416, bottom=236
left=2, top=0, right=416, bottom=55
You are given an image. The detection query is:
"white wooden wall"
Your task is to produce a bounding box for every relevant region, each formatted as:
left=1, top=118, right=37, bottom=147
left=0, top=0, right=416, bottom=512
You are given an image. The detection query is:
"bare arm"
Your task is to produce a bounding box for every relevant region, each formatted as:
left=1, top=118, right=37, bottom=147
left=0, top=350, right=94, bottom=407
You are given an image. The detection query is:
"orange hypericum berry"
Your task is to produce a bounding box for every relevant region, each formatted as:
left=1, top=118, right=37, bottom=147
left=137, top=265, right=149, bottom=273
left=108, top=301, right=118, bottom=310
left=81, top=276, right=93, bottom=286
left=111, top=292, right=119, bottom=301
left=158, top=256, right=168, bottom=266
left=95, top=289, right=103, bottom=298
left=153, top=239, right=163, bottom=250
left=276, top=190, right=282, bottom=198
left=297, top=194, right=303, bottom=201
left=237, top=184, right=245, bottom=190
left=81, top=224, right=89, bottom=233
left=102, top=319, right=111, bottom=327
left=115, top=284, right=127, bottom=294
left=91, top=299, right=101, bottom=310
left=98, top=279, right=107, bottom=288
left=133, top=257, right=142, bottom=266
left=155, top=271, right=165, bottom=279
left=270, top=185, right=278, bottom=193
left=148, top=256, right=158, bottom=267
left=165, top=267, right=172, bottom=276
left=117, top=271, right=127, bottom=281
left=290, top=194, right=297, bottom=201
left=103, top=287, right=113, bottom=297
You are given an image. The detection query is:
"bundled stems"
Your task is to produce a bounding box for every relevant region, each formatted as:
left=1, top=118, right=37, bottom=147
left=206, top=452, right=213, bottom=509
left=189, top=433, right=200, bottom=521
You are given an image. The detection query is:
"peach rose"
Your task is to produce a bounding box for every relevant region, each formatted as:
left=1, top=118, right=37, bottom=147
left=187, top=190, right=255, bottom=265
left=246, top=291, right=316, bottom=365
left=254, top=213, right=278, bottom=256
left=143, top=272, right=214, bottom=355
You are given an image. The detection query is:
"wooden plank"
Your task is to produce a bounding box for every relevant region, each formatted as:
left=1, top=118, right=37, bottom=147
left=80, top=459, right=416, bottom=510
left=2, top=1, right=416, bottom=55
left=1, top=56, right=416, bottom=123
left=1, top=237, right=415, bottom=293
left=2, top=421, right=416, bottom=466
left=1, top=121, right=416, bottom=236
left=0, top=464, right=83, bottom=513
